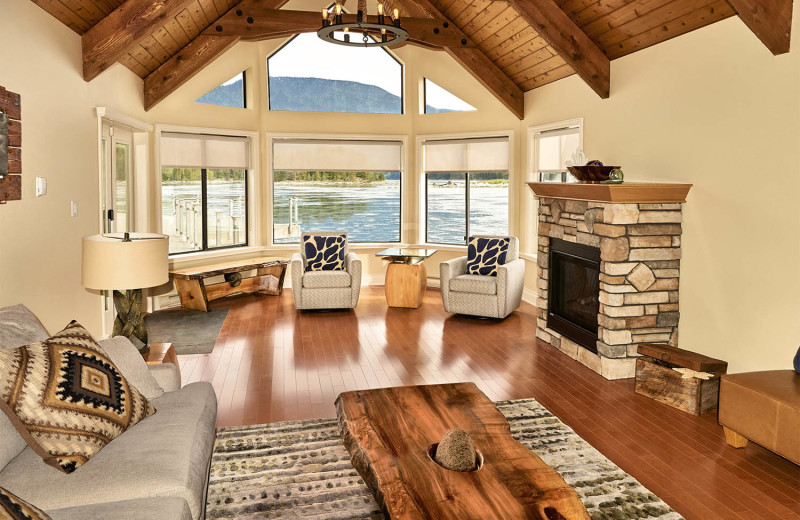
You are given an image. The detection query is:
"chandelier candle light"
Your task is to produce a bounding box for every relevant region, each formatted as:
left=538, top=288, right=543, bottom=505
left=319, top=0, right=408, bottom=47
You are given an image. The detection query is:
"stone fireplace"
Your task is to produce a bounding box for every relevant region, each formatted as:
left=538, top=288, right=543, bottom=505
left=528, top=183, right=692, bottom=380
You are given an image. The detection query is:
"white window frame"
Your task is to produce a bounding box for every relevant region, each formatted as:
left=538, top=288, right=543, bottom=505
left=154, top=124, right=261, bottom=263
left=417, top=130, right=515, bottom=248
left=266, top=132, right=409, bottom=248
left=524, top=118, right=583, bottom=255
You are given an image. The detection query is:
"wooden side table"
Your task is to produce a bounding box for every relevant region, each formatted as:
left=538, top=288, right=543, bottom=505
left=376, top=248, right=437, bottom=309
left=142, top=343, right=181, bottom=386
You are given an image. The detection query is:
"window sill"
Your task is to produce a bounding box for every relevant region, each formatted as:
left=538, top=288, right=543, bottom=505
left=519, top=252, right=538, bottom=262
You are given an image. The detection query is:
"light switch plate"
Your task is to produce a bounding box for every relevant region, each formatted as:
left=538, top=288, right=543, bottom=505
left=35, top=177, right=47, bottom=197
left=70, top=201, right=78, bottom=217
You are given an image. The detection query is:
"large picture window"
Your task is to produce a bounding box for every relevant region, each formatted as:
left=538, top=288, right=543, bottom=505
left=160, top=132, right=250, bottom=255
left=272, top=138, right=403, bottom=243
left=423, top=137, right=510, bottom=245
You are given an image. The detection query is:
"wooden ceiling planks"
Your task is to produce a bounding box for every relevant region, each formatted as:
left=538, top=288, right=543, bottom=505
left=26, top=0, right=792, bottom=114
left=606, top=0, right=736, bottom=59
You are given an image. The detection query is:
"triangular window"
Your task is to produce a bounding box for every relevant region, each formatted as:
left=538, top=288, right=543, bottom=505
left=423, top=78, right=475, bottom=114
left=195, top=72, right=246, bottom=108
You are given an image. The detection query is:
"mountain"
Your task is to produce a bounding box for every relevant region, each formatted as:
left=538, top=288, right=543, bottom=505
left=196, top=81, right=245, bottom=108
left=269, top=77, right=402, bottom=113
left=197, top=76, right=456, bottom=113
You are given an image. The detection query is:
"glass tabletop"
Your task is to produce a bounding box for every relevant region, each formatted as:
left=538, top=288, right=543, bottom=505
left=376, top=248, right=437, bottom=259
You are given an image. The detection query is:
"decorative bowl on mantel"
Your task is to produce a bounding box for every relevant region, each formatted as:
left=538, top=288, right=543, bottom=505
left=567, top=165, right=620, bottom=183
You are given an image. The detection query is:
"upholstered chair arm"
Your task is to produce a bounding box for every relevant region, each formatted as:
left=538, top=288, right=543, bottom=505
left=291, top=253, right=305, bottom=309
left=439, top=256, right=468, bottom=312
left=346, top=252, right=362, bottom=308
left=496, top=258, right=525, bottom=318
left=148, top=363, right=181, bottom=393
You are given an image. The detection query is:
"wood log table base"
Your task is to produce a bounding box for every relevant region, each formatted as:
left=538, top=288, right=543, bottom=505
left=385, top=262, right=427, bottom=308
left=335, top=383, right=590, bottom=520
left=170, top=256, right=289, bottom=312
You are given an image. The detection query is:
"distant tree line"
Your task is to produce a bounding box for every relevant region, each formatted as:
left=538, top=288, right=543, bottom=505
left=162, top=168, right=245, bottom=183
left=427, top=172, right=509, bottom=181
left=275, top=171, right=387, bottom=183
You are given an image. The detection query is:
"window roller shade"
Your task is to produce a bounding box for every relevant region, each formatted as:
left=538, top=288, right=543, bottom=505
left=424, top=137, right=509, bottom=173
left=161, top=133, right=250, bottom=169
left=272, top=139, right=402, bottom=172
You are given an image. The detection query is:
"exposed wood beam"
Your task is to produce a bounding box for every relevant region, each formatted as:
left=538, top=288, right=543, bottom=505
left=143, top=0, right=289, bottom=111
left=509, top=0, right=609, bottom=99
left=388, top=0, right=525, bottom=119
left=82, top=0, right=196, bottom=81
left=202, top=8, right=476, bottom=49
left=727, top=0, right=793, bottom=54
left=143, top=34, right=238, bottom=110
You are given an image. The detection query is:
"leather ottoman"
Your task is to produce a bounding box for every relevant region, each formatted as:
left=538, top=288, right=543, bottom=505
left=718, top=370, right=800, bottom=465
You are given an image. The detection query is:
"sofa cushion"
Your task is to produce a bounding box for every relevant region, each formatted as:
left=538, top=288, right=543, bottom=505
left=48, top=497, right=192, bottom=520
left=466, top=237, right=509, bottom=277
left=0, top=382, right=217, bottom=520
left=450, top=274, right=498, bottom=295
left=0, top=322, right=155, bottom=474
left=0, top=305, right=47, bottom=474
left=0, top=304, right=49, bottom=350
left=303, top=234, right=346, bottom=271
left=99, top=337, right=164, bottom=400
left=0, top=485, right=51, bottom=519
left=303, top=270, right=352, bottom=288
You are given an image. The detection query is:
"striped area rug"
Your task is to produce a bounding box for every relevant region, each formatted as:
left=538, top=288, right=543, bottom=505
left=206, top=398, right=683, bottom=520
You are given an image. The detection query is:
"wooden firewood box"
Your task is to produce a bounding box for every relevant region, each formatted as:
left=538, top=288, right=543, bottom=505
left=635, top=344, right=728, bottom=415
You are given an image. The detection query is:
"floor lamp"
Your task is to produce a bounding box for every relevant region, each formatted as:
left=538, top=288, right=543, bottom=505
left=82, top=232, right=169, bottom=353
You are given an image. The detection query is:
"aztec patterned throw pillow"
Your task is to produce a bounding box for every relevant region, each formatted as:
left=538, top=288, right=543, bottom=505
left=466, top=236, right=510, bottom=277
left=0, top=486, right=51, bottom=520
left=303, top=234, right=346, bottom=272
left=0, top=321, right=156, bottom=474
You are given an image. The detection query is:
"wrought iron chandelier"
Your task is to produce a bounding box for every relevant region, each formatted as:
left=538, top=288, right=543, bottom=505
left=318, top=0, right=408, bottom=47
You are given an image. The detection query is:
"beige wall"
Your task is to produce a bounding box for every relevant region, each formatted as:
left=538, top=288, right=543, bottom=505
left=3, top=0, right=798, bottom=374
left=0, top=0, right=147, bottom=337
left=521, top=12, right=800, bottom=373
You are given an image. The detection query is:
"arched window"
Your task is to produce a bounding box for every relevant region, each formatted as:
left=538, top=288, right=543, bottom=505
left=267, top=33, right=403, bottom=114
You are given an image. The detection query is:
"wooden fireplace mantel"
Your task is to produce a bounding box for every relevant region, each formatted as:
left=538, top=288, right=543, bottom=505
left=527, top=182, right=692, bottom=204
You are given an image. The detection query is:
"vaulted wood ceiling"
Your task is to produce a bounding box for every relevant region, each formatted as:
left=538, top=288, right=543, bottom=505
left=31, top=0, right=793, bottom=118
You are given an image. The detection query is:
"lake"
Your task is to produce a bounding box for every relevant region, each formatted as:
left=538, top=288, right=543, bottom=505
left=162, top=181, right=508, bottom=253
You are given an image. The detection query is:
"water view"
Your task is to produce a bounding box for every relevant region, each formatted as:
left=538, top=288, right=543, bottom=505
left=162, top=178, right=508, bottom=254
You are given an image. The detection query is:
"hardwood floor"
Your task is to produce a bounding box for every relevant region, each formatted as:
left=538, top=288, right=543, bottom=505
left=177, top=287, right=800, bottom=520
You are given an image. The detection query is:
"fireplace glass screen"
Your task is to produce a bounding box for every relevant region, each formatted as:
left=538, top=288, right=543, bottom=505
left=548, top=238, right=600, bottom=352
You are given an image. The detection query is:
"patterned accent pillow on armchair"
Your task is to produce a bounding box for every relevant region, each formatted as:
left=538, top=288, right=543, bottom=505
left=466, top=236, right=510, bottom=277
left=0, top=321, right=156, bottom=474
left=0, top=486, right=51, bottom=520
left=303, top=234, right=347, bottom=272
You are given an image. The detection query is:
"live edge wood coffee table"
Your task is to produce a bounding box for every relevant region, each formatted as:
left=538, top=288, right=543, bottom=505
left=335, top=383, right=589, bottom=520
left=170, top=256, right=288, bottom=312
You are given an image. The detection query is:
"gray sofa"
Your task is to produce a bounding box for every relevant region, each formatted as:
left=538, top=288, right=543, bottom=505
left=0, top=304, right=217, bottom=520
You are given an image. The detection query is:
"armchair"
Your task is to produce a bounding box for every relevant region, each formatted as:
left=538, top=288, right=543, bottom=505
left=291, top=232, right=362, bottom=310
left=439, top=236, right=524, bottom=319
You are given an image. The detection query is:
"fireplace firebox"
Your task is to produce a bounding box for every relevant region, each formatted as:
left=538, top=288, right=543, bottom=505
left=547, top=238, right=600, bottom=353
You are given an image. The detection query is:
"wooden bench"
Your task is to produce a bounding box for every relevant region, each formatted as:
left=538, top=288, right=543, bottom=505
left=170, top=256, right=289, bottom=312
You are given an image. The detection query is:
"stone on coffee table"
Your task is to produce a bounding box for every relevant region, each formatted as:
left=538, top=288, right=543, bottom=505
left=434, top=429, right=478, bottom=472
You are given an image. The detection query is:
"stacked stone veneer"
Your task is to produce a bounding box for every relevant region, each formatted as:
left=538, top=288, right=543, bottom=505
left=536, top=198, right=683, bottom=380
